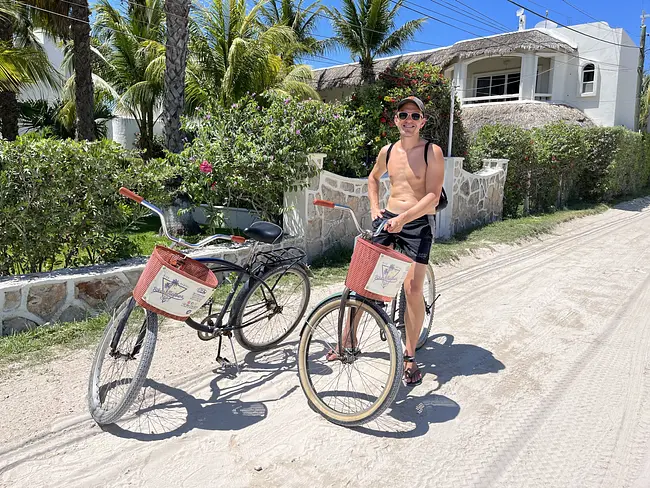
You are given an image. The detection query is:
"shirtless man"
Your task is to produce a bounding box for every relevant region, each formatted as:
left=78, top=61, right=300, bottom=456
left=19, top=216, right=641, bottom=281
left=368, top=96, right=445, bottom=386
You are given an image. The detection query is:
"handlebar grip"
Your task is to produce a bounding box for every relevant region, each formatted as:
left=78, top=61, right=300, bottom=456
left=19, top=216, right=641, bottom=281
left=119, top=187, right=144, bottom=203
left=231, top=236, right=246, bottom=244
left=313, top=199, right=335, bottom=208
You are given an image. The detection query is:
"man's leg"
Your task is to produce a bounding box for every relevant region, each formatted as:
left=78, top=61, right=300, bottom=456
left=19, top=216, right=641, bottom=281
left=403, top=262, right=428, bottom=361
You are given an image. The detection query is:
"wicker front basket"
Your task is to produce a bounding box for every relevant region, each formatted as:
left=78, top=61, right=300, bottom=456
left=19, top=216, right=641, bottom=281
left=133, top=246, right=218, bottom=321
left=344, top=238, right=414, bottom=302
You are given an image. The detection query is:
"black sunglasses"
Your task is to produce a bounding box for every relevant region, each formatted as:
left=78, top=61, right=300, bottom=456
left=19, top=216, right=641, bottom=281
left=397, top=112, right=423, bottom=121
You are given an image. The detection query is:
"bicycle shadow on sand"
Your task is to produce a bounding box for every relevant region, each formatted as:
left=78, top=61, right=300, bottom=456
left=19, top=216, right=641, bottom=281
left=103, top=343, right=299, bottom=441
left=352, top=333, right=504, bottom=438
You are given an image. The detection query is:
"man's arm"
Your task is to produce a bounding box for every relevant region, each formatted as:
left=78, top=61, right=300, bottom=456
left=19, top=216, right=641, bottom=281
left=387, top=144, right=444, bottom=231
left=368, top=145, right=389, bottom=221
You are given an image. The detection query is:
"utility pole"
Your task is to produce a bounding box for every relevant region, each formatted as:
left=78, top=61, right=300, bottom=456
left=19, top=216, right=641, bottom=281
left=634, top=11, right=647, bottom=132
left=448, top=85, right=455, bottom=157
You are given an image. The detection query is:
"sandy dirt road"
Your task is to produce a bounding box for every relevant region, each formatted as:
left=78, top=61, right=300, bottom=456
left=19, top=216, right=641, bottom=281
left=2, top=197, right=650, bottom=488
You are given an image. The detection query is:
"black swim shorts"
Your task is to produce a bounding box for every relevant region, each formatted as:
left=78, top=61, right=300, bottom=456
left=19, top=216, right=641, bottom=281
left=371, top=210, right=435, bottom=264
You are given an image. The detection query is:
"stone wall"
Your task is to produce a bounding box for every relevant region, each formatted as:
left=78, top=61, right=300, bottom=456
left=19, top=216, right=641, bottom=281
left=451, top=159, right=509, bottom=234
left=1, top=153, right=507, bottom=335
left=0, top=238, right=300, bottom=336
left=284, top=155, right=508, bottom=261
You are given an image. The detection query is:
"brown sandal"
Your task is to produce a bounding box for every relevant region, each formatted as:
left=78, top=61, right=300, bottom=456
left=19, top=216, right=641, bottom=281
left=403, top=355, right=422, bottom=386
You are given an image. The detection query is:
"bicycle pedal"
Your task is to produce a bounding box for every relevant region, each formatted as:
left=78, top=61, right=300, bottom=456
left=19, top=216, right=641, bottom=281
left=215, top=356, right=235, bottom=368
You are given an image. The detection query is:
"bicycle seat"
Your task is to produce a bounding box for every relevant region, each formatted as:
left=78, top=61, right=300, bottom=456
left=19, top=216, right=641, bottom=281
left=244, top=221, right=283, bottom=244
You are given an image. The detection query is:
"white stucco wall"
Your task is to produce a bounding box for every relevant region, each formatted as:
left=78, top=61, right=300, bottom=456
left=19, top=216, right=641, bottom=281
left=18, top=30, right=65, bottom=105
left=544, top=23, right=638, bottom=129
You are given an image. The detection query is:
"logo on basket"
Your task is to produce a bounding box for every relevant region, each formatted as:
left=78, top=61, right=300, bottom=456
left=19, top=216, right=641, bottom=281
left=374, top=264, right=402, bottom=288
left=152, top=277, right=188, bottom=303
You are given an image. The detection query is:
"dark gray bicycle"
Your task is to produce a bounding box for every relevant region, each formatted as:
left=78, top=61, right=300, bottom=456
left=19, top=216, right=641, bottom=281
left=88, top=188, right=311, bottom=425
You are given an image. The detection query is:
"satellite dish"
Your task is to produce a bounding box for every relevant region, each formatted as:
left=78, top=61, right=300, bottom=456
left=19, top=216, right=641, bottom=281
left=516, top=8, right=524, bottom=16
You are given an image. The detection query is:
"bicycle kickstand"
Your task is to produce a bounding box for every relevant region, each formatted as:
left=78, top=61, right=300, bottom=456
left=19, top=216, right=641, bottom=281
left=215, top=332, right=241, bottom=374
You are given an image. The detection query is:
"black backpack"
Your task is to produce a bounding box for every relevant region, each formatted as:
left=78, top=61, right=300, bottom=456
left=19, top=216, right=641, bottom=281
left=386, top=141, right=448, bottom=212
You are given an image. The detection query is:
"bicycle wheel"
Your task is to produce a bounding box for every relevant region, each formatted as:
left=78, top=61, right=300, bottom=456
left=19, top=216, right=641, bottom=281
left=298, top=293, right=403, bottom=427
left=233, top=264, right=310, bottom=351
left=395, top=264, right=436, bottom=350
left=87, top=296, right=158, bottom=425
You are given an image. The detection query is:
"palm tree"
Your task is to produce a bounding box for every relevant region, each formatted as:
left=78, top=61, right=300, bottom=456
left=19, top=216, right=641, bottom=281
left=0, top=0, right=59, bottom=140
left=260, top=0, right=330, bottom=64
left=187, top=0, right=318, bottom=109
left=163, top=0, right=190, bottom=154
left=328, top=0, right=425, bottom=84
left=93, top=0, right=166, bottom=157
left=22, top=0, right=96, bottom=140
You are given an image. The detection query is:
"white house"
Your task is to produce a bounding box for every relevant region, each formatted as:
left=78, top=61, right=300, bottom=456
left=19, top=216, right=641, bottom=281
left=12, top=30, right=162, bottom=148
left=312, top=17, right=639, bottom=134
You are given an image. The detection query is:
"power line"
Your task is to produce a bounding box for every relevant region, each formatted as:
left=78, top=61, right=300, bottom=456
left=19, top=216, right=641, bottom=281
left=560, top=0, right=601, bottom=24
left=396, top=0, right=637, bottom=70
left=450, top=0, right=512, bottom=32
left=507, top=0, right=638, bottom=48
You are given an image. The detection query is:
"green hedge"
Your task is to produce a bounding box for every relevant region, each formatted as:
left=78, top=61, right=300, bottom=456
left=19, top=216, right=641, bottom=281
left=0, top=137, right=172, bottom=276
left=177, top=94, right=365, bottom=225
left=470, top=123, right=650, bottom=217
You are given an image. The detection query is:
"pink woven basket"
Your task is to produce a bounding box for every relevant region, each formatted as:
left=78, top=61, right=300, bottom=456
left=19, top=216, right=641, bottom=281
left=133, top=246, right=218, bottom=321
left=345, top=238, right=414, bottom=302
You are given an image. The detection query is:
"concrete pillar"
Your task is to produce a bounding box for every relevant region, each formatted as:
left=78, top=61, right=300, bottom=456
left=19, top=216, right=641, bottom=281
left=520, top=53, right=538, bottom=100
left=453, top=62, right=469, bottom=104
left=283, top=153, right=325, bottom=242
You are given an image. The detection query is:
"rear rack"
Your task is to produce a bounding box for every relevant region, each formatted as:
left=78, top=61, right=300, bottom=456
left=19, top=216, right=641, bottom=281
left=255, top=246, right=306, bottom=269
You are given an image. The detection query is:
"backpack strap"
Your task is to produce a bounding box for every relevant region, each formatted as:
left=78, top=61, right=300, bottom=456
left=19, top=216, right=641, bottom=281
left=424, top=141, right=430, bottom=166
left=385, top=143, right=395, bottom=168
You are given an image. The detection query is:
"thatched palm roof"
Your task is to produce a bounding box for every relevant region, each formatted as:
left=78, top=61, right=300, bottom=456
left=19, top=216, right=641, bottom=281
left=312, top=29, right=576, bottom=90
left=461, top=102, right=594, bottom=136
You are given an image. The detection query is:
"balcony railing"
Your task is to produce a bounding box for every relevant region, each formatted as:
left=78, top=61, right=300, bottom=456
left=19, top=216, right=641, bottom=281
left=461, top=93, right=554, bottom=105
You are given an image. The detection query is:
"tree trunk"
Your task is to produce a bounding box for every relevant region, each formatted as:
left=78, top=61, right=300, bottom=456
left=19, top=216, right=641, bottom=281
left=360, top=58, right=375, bottom=85
left=163, top=0, right=190, bottom=154
left=0, top=22, right=18, bottom=141
left=70, top=0, right=95, bottom=141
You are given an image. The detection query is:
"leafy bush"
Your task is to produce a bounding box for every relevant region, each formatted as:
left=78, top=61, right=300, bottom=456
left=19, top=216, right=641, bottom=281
left=177, top=94, right=365, bottom=225
left=345, top=62, right=469, bottom=173
left=468, top=125, right=535, bottom=218
left=531, top=122, right=587, bottom=212
left=468, top=122, right=650, bottom=217
left=604, top=129, right=646, bottom=199
left=0, top=137, right=172, bottom=276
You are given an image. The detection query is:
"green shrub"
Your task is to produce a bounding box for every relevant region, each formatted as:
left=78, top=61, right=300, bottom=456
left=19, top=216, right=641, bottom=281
left=531, top=122, right=587, bottom=212
left=177, top=94, right=365, bottom=225
left=0, top=137, right=172, bottom=276
left=345, top=62, right=469, bottom=172
left=575, top=127, right=618, bottom=202
left=604, top=129, right=646, bottom=199
left=468, top=124, right=535, bottom=218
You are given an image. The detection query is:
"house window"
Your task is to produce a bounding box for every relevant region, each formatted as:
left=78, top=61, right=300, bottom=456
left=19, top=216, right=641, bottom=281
left=475, top=72, right=520, bottom=100
left=582, top=64, right=595, bottom=94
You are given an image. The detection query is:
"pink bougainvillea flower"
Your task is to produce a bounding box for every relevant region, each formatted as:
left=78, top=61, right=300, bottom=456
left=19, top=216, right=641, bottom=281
left=200, top=160, right=213, bottom=173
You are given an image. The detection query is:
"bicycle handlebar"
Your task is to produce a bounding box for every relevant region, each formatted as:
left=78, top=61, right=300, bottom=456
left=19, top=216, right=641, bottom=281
left=313, top=199, right=335, bottom=208
left=119, top=187, right=144, bottom=203
left=312, top=199, right=387, bottom=237
left=119, top=187, right=246, bottom=249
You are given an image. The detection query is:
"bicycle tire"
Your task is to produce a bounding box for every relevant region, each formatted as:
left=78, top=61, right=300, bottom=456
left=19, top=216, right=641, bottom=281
left=87, top=297, right=158, bottom=425
left=298, top=294, right=403, bottom=427
left=233, top=264, right=310, bottom=352
left=397, top=264, right=436, bottom=350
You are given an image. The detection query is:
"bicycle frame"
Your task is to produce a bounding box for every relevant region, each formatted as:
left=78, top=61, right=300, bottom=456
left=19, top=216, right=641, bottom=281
left=118, top=187, right=307, bottom=337
left=312, top=199, right=391, bottom=359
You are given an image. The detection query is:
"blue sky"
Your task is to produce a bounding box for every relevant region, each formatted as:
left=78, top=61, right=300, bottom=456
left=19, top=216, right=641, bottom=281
left=302, top=0, right=647, bottom=69
left=106, top=0, right=647, bottom=70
